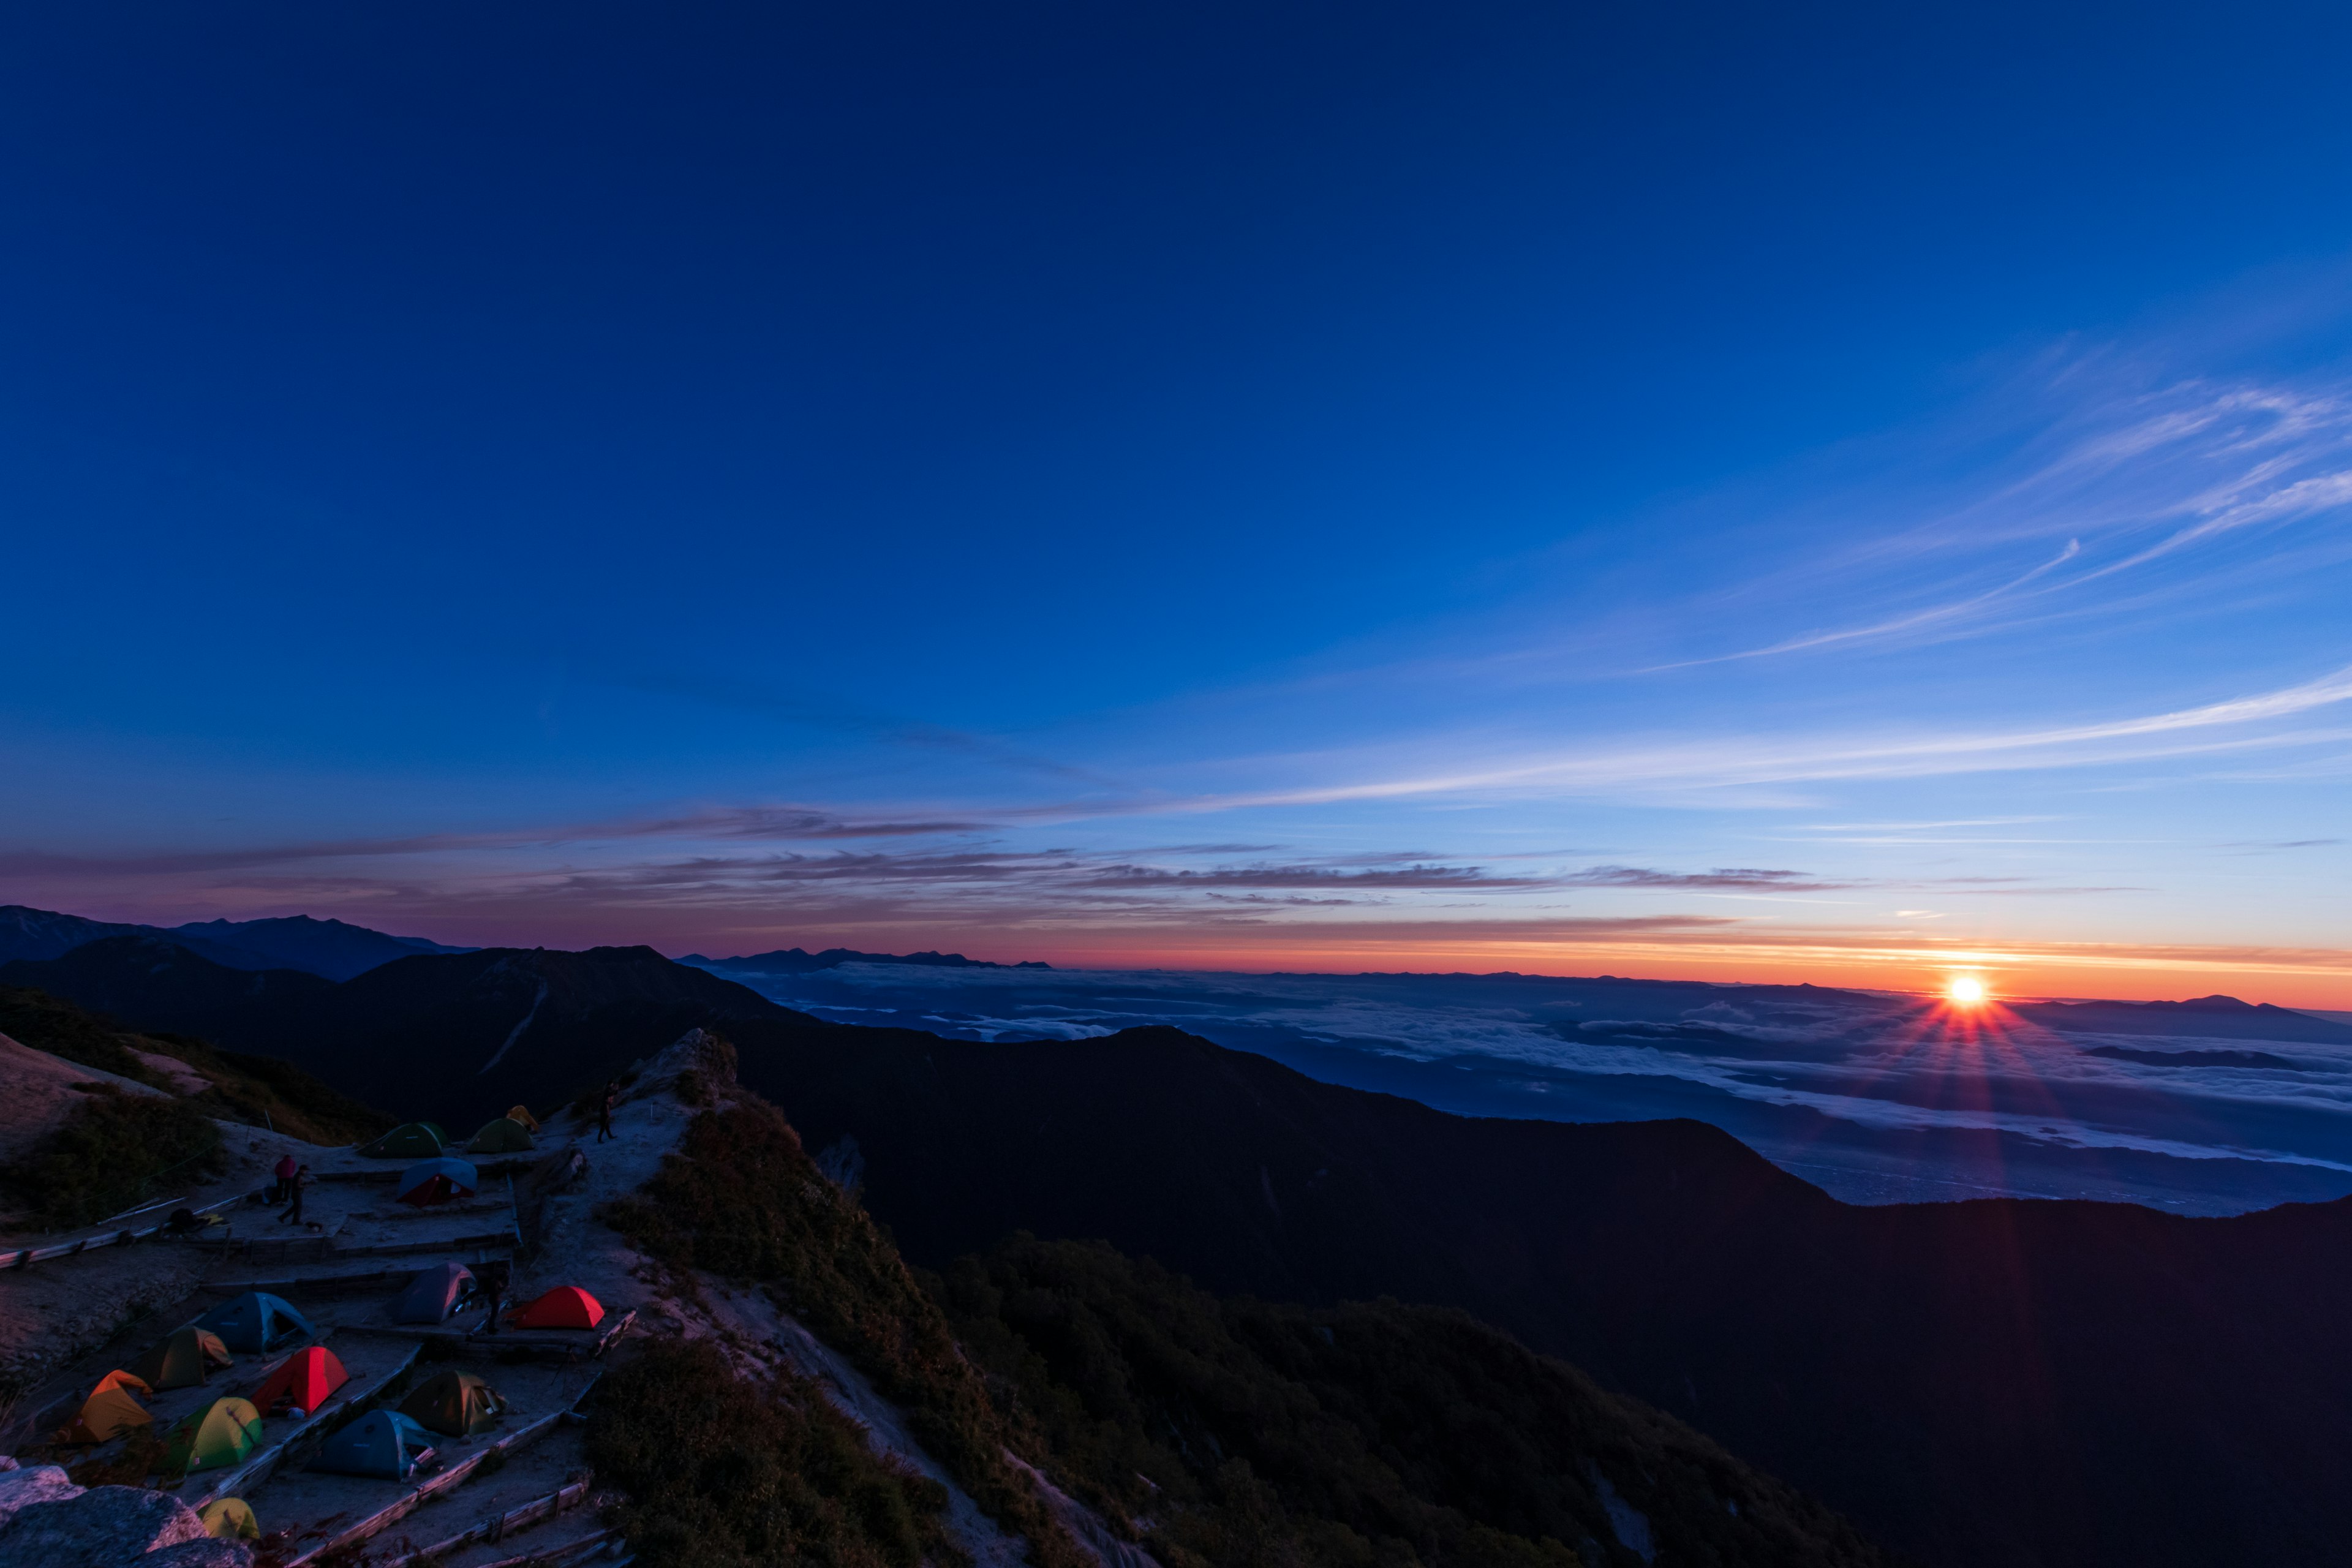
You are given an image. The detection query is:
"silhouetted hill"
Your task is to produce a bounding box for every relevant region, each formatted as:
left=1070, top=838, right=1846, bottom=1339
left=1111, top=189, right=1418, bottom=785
left=0, top=934, right=336, bottom=1030
left=2014, top=993, right=2352, bottom=1044
left=685, top=945, right=1052, bottom=972
left=0, top=905, right=151, bottom=963
left=164, top=913, right=473, bottom=979
left=0, top=902, right=472, bottom=979
left=0, top=939, right=799, bottom=1127
left=722, top=1016, right=2352, bottom=1568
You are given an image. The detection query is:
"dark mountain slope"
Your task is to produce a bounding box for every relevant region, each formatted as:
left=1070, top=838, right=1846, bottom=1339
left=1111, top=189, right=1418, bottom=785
left=2, top=938, right=801, bottom=1127
left=0, top=935, right=336, bottom=1032
left=935, top=1234, right=1890, bottom=1568
left=725, top=1017, right=2352, bottom=1568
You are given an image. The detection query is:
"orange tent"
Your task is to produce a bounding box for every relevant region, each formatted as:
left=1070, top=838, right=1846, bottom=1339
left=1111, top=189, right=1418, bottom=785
left=58, top=1370, right=153, bottom=1444
left=251, top=1346, right=349, bottom=1415
left=507, top=1285, right=605, bottom=1330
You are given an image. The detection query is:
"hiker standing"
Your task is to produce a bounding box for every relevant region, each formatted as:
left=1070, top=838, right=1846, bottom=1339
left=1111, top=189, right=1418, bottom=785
left=596, top=1084, right=616, bottom=1144
left=272, top=1152, right=297, bottom=1204
left=479, top=1259, right=508, bottom=1336
left=277, top=1163, right=310, bottom=1225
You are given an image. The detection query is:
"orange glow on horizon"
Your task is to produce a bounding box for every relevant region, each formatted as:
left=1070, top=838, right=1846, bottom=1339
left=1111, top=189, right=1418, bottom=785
left=1944, top=975, right=1989, bottom=1006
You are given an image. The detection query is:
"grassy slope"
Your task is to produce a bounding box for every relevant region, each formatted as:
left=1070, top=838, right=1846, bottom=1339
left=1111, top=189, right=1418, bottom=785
left=589, top=1336, right=967, bottom=1568
left=0, top=984, right=392, bottom=1145
left=598, top=1039, right=1890, bottom=1568
left=931, top=1236, right=1894, bottom=1568
left=597, top=1083, right=1093, bottom=1568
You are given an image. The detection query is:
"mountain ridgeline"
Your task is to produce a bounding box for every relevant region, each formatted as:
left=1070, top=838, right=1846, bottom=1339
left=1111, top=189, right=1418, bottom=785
left=0, top=935, right=796, bottom=1126
left=4, top=935, right=2350, bottom=1566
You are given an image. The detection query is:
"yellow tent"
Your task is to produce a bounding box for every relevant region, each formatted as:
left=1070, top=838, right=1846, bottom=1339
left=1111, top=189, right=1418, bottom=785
left=163, top=1397, right=263, bottom=1474
left=505, top=1103, right=541, bottom=1133
left=200, top=1498, right=260, bottom=1541
left=58, top=1370, right=153, bottom=1444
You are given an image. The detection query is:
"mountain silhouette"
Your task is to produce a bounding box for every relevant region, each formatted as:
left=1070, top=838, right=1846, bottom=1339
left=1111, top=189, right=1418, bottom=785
left=2011, top=993, right=2352, bottom=1044
left=684, top=946, right=1051, bottom=972
left=0, top=938, right=794, bottom=1125
left=0, top=903, right=471, bottom=980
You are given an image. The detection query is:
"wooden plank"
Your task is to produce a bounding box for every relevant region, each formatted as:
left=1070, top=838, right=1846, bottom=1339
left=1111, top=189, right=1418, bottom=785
left=284, top=1369, right=605, bottom=1567
left=328, top=1232, right=516, bottom=1257
left=187, top=1340, right=424, bottom=1509
left=590, top=1310, right=637, bottom=1358
left=282, top=1409, right=566, bottom=1567
left=196, top=1268, right=414, bottom=1297
left=336, top=1324, right=598, bottom=1361
left=377, top=1479, right=594, bottom=1567
left=0, top=1188, right=264, bottom=1270
left=473, top=1526, right=620, bottom=1568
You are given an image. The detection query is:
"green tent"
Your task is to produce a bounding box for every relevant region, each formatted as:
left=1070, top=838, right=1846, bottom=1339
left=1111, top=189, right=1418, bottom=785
left=129, top=1327, right=234, bottom=1391
left=359, top=1122, right=445, bottom=1159
left=164, top=1398, right=262, bottom=1474
left=399, top=1369, right=508, bottom=1436
left=465, top=1115, right=535, bottom=1153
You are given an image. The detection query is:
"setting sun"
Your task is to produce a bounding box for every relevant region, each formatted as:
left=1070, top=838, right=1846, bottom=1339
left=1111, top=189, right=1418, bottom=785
left=1945, top=976, right=1989, bottom=1006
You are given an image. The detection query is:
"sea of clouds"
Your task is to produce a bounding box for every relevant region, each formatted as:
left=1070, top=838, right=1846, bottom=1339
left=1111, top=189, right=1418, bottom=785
left=693, top=960, right=2352, bottom=1215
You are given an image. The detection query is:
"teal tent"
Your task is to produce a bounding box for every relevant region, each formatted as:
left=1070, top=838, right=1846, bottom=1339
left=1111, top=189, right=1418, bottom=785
left=396, top=1262, right=476, bottom=1325
left=359, top=1123, right=445, bottom=1159
left=197, top=1291, right=315, bottom=1354
left=313, top=1409, right=438, bottom=1480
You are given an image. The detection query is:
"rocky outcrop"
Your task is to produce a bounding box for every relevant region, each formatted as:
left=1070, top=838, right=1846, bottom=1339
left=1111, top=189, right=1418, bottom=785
left=0, top=1485, right=206, bottom=1567
left=0, top=1465, right=82, bottom=1526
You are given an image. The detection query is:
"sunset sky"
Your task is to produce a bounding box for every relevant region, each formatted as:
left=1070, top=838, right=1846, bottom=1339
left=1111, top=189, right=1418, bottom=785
left=5, top=4, right=2350, bottom=1003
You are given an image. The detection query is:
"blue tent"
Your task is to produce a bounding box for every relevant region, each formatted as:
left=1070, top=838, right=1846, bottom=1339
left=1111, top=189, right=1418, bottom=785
left=396, top=1156, right=480, bottom=1207
left=397, top=1261, right=477, bottom=1324
left=196, top=1291, right=316, bottom=1354
left=312, top=1409, right=439, bottom=1480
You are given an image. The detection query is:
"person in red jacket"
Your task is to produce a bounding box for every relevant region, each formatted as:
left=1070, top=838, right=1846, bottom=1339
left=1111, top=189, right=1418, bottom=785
left=273, top=1152, right=298, bottom=1204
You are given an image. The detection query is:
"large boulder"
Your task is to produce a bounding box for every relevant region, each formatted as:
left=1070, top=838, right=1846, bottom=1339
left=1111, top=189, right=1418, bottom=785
left=0, top=1465, right=82, bottom=1526
left=0, top=1484, right=205, bottom=1567
left=145, top=1539, right=254, bottom=1567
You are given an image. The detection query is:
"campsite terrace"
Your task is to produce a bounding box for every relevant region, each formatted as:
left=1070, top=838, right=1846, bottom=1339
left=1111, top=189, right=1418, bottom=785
left=0, top=1070, right=702, bottom=1567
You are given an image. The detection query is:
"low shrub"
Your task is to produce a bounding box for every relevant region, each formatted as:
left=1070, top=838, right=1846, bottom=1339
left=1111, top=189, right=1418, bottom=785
left=587, top=1336, right=959, bottom=1568
left=5, top=1089, right=225, bottom=1229
left=930, top=1236, right=1894, bottom=1568
left=598, top=1087, right=1088, bottom=1567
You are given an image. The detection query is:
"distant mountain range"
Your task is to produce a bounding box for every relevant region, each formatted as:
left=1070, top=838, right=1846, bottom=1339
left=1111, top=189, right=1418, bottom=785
left=683, top=946, right=1052, bottom=972
left=0, top=904, right=473, bottom=981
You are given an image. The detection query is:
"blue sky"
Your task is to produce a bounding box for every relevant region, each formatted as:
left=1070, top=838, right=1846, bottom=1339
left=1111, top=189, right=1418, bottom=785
left=4, top=2, right=2350, bottom=1001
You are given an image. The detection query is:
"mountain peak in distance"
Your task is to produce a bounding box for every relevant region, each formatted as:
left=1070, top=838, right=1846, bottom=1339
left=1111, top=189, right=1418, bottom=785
left=684, top=946, right=1052, bottom=972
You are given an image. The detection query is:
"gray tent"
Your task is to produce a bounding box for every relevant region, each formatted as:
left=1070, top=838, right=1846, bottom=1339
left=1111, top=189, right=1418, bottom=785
left=396, top=1261, right=477, bottom=1325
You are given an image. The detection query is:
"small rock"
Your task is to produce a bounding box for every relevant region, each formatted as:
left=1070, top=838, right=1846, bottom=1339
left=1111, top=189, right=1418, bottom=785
left=0, top=1465, right=83, bottom=1525
left=0, top=1485, right=206, bottom=1567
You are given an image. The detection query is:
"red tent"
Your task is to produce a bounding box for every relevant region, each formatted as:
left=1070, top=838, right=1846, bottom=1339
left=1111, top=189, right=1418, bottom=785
left=251, top=1346, right=349, bottom=1415
left=507, top=1286, right=606, bottom=1330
